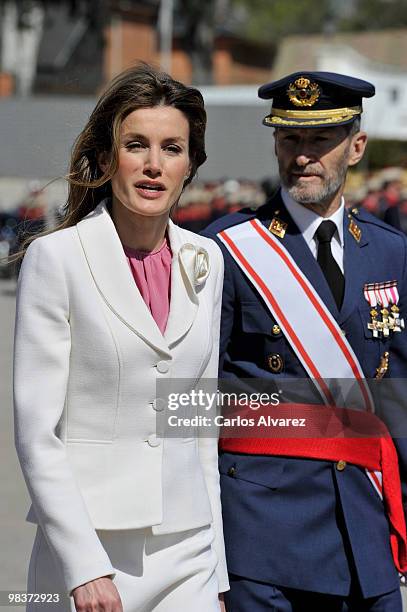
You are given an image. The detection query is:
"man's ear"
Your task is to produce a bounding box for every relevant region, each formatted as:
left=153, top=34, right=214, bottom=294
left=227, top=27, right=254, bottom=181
left=348, top=131, right=367, bottom=167
left=98, top=151, right=110, bottom=174
left=273, top=129, right=278, bottom=156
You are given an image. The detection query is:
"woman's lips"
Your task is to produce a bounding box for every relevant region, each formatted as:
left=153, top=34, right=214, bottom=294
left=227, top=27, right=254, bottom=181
left=134, top=183, right=166, bottom=199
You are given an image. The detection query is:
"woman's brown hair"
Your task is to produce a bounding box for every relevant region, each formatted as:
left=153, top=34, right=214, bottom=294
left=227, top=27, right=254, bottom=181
left=13, top=63, right=207, bottom=259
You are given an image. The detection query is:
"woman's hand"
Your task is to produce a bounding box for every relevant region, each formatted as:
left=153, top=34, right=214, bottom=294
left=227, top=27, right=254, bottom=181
left=219, top=593, right=226, bottom=611
left=72, top=576, right=123, bottom=611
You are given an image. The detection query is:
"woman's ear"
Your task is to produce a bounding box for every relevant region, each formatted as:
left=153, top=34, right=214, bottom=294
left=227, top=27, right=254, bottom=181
left=98, top=151, right=110, bottom=174
left=184, top=162, right=193, bottom=182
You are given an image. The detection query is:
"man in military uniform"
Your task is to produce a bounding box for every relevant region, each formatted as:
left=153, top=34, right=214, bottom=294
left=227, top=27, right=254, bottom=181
left=203, top=72, right=407, bottom=610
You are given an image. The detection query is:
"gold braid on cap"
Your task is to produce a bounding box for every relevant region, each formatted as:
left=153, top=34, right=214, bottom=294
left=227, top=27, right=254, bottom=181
left=264, top=105, right=362, bottom=127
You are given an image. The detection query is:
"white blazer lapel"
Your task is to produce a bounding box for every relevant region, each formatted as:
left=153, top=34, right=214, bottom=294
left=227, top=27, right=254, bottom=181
left=164, top=221, right=204, bottom=347
left=76, top=200, right=171, bottom=356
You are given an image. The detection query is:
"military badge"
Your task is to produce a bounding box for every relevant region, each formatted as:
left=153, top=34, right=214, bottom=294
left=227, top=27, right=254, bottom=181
left=364, top=281, right=405, bottom=338
left=287, top=77, right=320, bottom=108
left=267, top=353, right=284, bottom=373
left=375, top=352, right=389, bottom=379
left=268, top=217, right=288, bottom=239
left=348, top=219, right=362, bottom=243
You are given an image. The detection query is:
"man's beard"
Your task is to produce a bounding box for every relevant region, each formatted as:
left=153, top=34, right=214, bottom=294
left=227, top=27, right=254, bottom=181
left=280, top=149, right=349, bottom=208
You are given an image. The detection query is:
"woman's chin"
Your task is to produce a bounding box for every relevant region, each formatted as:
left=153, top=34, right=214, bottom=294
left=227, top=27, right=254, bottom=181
left=116, top=198, right=172, bottom=219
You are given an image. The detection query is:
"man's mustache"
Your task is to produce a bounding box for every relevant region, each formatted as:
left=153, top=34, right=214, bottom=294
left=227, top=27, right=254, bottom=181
left=289, top=166, right=324, bottom=177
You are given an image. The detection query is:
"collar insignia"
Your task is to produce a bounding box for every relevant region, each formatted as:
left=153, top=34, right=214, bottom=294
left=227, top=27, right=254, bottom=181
left=268, top=217, right=288, bottom=239
left=349, top=219, right=362, bottom=242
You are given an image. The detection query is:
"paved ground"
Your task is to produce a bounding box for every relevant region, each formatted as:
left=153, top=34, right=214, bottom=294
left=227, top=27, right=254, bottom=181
left=0, top=279, right=36, bottom=610
left=1, top=276, right=407, bottom=611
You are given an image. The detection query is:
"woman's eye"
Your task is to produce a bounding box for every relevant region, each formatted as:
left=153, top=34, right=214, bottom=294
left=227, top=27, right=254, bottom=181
left=165, top=144, right=182, bottom=154
left=126, top=141, right=144, bottom=150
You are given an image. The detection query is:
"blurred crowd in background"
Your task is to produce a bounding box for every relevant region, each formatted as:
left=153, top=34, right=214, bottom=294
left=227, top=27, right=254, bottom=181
left=3, top=0, right=407, bottom=278
left=345, top=166, right=407, bottom=232
left=2, top=166, right=407, bottom=279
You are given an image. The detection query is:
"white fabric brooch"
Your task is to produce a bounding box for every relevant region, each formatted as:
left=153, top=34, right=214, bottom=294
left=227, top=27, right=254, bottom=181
left=178, top=244, right=210, bottom=288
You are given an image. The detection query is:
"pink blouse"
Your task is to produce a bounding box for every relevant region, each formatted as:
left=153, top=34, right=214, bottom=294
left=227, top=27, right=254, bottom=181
left=123, top=239, right=172, bottom=334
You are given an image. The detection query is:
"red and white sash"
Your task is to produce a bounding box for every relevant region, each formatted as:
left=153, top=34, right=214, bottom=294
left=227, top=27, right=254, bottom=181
left=218, top=218, right=382, bottom=496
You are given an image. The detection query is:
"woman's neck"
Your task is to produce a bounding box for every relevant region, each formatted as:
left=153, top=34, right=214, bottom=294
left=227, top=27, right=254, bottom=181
left=111, top=199, right=169, bottom=252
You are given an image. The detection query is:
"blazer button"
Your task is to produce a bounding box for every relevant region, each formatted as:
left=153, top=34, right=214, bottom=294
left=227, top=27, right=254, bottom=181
left=152, top=398, right=166, bottom=412
left=336, top=460, right=347, bottom=471
left=227, top=466, right=236, bottom=477
left=147, top=434, right=161, bottom=447
left=156, top=360, right=170, bottom=374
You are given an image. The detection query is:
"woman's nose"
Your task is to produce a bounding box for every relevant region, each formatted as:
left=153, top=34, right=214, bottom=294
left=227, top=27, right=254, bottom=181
left=144, top=147, right=162, bottom=175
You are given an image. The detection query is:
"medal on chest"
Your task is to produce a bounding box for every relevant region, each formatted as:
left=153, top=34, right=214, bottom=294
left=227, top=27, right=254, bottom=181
left=364, top=281, right=405, bottom=338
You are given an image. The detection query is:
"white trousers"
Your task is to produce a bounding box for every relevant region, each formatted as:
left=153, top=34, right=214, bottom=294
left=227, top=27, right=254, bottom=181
left=27, top=524, right=219, bottom=611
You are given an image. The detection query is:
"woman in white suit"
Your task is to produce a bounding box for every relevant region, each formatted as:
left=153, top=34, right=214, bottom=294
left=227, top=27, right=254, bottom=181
left=13, top=64, right=228, bottom=611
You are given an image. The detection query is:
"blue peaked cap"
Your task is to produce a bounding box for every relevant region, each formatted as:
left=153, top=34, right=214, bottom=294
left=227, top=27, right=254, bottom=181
left=258, top=71, right=375, bottom=128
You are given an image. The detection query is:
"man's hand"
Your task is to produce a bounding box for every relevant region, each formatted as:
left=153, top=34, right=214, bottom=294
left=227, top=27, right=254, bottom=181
left=72, top=576, right=123, bottom=612
left=219, top=592, right=226, bottom=611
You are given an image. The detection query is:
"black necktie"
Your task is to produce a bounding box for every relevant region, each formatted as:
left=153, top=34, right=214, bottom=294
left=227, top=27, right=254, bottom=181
left=315, top=220, right=345, bottom=309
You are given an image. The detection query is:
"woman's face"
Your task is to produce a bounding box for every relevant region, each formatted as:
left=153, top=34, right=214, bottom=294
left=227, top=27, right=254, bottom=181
left=107, top=105, right=191, bottom=219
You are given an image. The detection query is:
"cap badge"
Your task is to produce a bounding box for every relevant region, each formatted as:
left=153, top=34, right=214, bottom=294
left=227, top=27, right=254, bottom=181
left=287, top=77, right=320, bottom=107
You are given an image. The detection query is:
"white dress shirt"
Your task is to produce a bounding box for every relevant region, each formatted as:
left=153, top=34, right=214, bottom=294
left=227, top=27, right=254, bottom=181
left=281, top=188, right=345, bottom=273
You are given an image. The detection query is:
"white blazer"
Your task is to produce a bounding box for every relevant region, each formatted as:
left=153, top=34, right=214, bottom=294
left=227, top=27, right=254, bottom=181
left=13, top=200, right=228, bottom=594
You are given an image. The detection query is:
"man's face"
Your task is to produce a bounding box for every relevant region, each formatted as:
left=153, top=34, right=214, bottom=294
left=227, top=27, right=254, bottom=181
left=274, top=126, right=356, bottom=208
